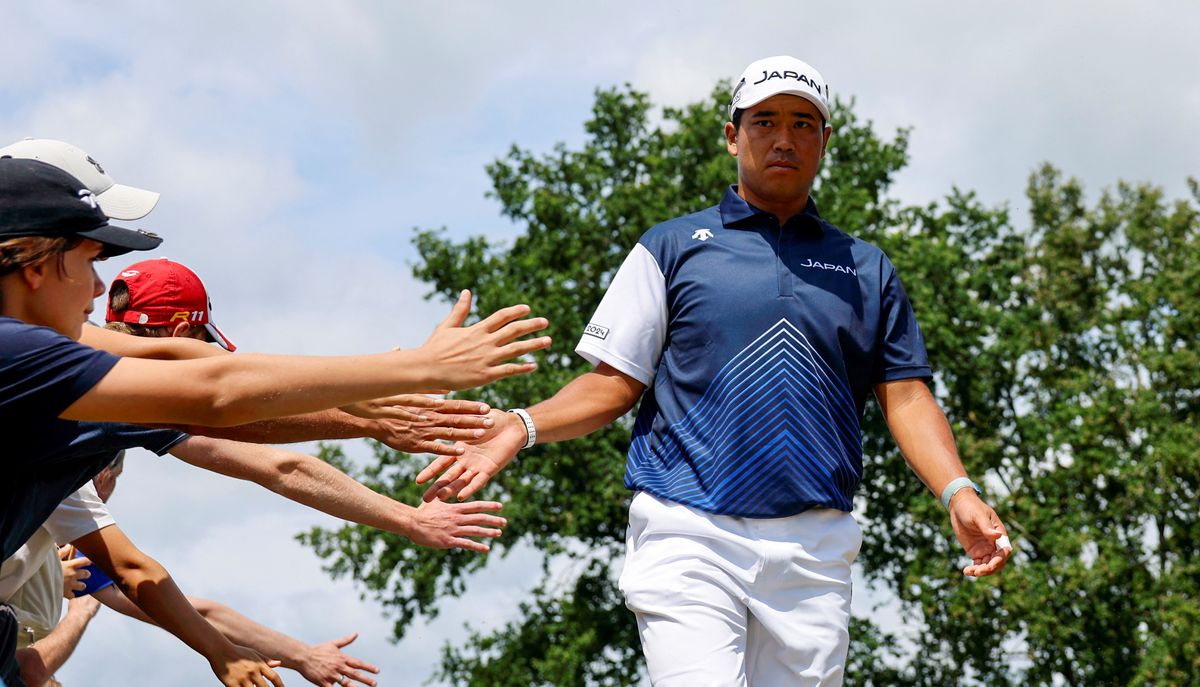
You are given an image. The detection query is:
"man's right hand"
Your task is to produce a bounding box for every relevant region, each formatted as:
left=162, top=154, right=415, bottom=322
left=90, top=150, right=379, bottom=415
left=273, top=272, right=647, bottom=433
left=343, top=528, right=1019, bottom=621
left=416, top=409, right=528, bottom=500
left=415, top=290, right=551, bottom=391
left=210, top=645, right=284, bottom=687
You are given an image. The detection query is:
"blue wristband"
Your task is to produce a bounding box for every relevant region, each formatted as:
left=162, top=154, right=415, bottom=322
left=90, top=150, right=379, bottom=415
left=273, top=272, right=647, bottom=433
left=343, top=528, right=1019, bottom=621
left=940, top=477, right=981, bottom=509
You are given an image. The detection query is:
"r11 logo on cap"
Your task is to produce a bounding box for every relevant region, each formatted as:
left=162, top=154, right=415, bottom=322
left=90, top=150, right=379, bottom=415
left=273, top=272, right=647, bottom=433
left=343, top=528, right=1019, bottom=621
left=171, top=310, right=206, bottom=323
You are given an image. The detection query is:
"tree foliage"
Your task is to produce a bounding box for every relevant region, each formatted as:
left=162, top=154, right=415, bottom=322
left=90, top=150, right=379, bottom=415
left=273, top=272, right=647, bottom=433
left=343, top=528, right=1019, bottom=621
left=301, top=84, right=1200, bottom=686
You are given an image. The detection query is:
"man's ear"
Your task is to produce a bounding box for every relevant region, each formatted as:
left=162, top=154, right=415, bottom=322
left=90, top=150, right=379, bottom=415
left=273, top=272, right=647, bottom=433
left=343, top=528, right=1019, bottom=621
left=170, top=321, right=192, bottom=338
left=820, top=125, right=833, bottom=159
left=724, top=121, right=739, bottom=157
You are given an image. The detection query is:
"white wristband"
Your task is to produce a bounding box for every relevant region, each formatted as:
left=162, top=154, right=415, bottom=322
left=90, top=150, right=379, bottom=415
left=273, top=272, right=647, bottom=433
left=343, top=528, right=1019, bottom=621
left=508, top=408, right=536, bottom=450
left=940, top=477, right=981, bottom=509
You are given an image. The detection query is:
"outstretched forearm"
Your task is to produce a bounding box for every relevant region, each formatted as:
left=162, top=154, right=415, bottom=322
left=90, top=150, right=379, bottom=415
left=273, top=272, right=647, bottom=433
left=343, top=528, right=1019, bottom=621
left=62, top=295, right=549, bottom=428
left=79, top=324, right=227, bottom=360
left=525, top=363, right=645, bottom=443
left=96, top=590, right=308, bottom=670
left=416, top=363, right=645, bottom=499
left=65, top=350, right=447, bottom=427
left=98, top=587, right=378, bottom=687
left=17, top=596, right=100, bottom=687
left=174, top=408, right=376, bottom=445
left=172, top=435, right=506, bottom=552
left=72, top=526, right=239, bottom=663
left=190, top=599, right=310, bottom=669
left=170, top=436, right=417, bottom=536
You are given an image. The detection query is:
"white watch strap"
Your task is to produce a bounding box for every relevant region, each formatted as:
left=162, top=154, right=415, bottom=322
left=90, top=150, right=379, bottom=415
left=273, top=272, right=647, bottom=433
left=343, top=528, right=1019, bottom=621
left=508, top=408, right=536, bottom=450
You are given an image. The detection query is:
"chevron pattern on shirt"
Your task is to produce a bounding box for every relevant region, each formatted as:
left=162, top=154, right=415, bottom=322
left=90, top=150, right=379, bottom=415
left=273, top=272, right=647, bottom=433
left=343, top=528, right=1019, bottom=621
left=628, top=318, right=863, bottom=515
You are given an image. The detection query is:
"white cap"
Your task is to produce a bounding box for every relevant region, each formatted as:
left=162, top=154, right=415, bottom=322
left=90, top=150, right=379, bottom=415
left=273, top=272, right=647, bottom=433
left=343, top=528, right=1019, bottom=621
left=729, top=56, right=831, bottom=126
left=0, top=138, right=160, bottom=220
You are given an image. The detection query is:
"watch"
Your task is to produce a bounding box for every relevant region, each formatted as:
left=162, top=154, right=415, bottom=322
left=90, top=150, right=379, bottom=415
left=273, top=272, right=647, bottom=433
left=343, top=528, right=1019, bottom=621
left=507, top=408, right=536, bottom=450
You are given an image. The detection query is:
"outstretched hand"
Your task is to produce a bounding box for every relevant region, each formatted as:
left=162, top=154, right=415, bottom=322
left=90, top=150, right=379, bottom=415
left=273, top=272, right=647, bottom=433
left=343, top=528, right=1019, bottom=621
left=416, top=290, right=551, bottom=391
left=405, top=492, right=507, bottom=553
left=342, top=392, right=467, bottom=422
left=65, top=592, right=101, bottom=621
left=949, top=492, right=1013, bottom=577
left=211, top=644, right=284, bottom=687
left=415, top=409, right=527, bottom=501
left=367, top=397, right=495, bottom=456
left=294, top=632, right=380, bottom=687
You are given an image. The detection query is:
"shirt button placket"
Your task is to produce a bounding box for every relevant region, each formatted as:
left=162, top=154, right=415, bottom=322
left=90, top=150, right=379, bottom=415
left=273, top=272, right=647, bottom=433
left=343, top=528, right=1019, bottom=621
left=771, top=220, right=793, bottom=298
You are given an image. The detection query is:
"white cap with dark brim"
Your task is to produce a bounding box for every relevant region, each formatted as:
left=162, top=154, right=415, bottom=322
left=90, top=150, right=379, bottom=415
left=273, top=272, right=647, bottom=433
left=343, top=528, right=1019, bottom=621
left=0, top=138, right=160, bottom=220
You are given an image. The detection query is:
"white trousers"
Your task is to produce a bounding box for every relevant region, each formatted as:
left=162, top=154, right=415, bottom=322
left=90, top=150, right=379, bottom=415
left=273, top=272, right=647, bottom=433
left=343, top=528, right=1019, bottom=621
left=619, top=492, right=861, bottom=687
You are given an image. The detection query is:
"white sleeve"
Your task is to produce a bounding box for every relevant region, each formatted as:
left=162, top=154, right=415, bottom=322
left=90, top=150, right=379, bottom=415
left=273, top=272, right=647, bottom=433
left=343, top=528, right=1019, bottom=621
left=0, top=529, right=54, bottom=602
left=42, top=483, right=115, bottom=545
left=575, top=243, right=667, bottom=386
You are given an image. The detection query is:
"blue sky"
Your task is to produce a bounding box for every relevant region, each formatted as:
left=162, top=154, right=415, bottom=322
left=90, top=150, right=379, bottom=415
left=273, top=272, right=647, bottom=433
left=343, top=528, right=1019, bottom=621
left=5, top=2, right=1198, bottom=685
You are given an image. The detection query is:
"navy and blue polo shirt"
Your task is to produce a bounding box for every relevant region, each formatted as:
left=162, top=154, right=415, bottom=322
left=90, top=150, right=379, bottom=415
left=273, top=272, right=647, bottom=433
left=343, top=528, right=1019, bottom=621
left=575, top=186, right=931, bottom=518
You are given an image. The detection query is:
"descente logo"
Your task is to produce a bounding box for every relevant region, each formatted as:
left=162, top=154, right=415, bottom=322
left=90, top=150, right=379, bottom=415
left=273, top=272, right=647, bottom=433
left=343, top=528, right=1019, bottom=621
left=800, top=258, right=857, bottom=276
left=584, top=323, right=610, bottom=340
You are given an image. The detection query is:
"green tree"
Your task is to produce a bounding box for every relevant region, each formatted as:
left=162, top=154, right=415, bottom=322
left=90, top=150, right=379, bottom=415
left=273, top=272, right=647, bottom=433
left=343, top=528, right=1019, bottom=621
left=852, top=169, right=1200, bottom=686
left=301, top=84, right=1200, bottom=686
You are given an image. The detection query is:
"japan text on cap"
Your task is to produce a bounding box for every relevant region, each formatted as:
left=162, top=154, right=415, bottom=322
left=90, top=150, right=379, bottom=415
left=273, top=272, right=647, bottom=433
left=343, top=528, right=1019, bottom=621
left=730, top=56, right=831, bottom=125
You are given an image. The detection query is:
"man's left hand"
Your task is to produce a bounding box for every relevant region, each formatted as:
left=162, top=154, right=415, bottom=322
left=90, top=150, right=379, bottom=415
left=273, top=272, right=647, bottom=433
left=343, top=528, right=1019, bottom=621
left=948, top=492, right=1012, bottom=577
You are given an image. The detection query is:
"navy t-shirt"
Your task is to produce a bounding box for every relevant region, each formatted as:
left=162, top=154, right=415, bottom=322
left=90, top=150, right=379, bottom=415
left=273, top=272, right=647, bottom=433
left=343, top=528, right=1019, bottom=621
left=1, top=317, right=186, bottom=560
left=576, top=188, right=932, bottom=517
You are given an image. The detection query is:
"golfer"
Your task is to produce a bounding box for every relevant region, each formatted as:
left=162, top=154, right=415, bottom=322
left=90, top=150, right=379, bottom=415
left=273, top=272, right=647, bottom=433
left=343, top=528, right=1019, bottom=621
left=416, top=55, right=1012, bottom=686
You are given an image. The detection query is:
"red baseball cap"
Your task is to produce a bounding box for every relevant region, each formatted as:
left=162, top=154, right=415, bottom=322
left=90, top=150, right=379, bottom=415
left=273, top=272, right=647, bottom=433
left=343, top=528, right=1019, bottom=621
left=105, top=258, right=236, bottom=351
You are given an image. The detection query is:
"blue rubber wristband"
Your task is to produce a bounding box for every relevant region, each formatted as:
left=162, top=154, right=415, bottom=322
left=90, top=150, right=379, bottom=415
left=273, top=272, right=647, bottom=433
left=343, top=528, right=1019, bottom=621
left=940, top=477, right=981, bottom=509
